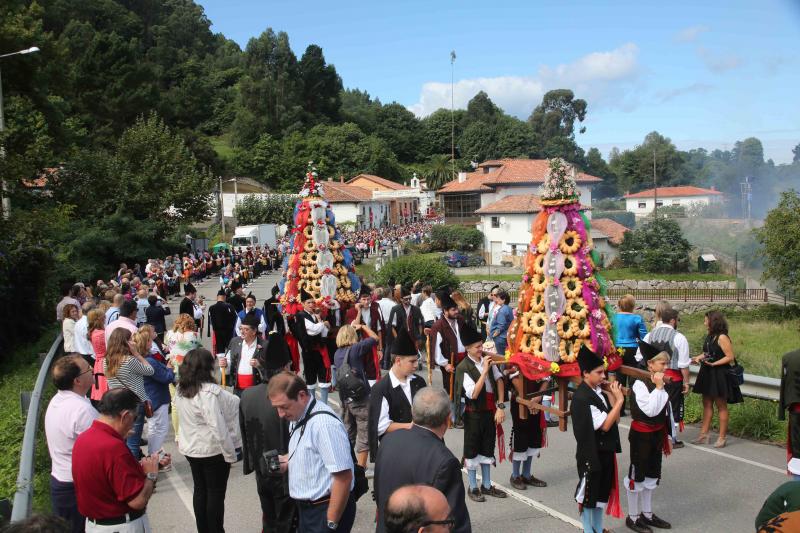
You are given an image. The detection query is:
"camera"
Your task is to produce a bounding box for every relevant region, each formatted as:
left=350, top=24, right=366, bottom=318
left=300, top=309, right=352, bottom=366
left=263, top=449, right=281, bottom=474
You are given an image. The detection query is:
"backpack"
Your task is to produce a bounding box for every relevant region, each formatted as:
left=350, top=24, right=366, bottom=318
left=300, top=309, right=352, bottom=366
left=336, top=346, right=369, bottom=403
left=301, top=410, right=369, bottom=502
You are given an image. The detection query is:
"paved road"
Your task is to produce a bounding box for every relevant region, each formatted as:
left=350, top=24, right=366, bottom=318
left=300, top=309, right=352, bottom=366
left=147, top=272, right=787, bottom=532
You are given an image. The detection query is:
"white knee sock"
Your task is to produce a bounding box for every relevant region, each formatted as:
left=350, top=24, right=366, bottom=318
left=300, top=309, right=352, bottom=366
left=641, top=488, right=653, bottom=519
left=626, top=489, right=640, bottom=520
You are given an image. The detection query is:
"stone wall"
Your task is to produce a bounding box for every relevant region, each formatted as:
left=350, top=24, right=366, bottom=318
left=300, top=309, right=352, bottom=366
left=458, top=279, right=736, bottom=293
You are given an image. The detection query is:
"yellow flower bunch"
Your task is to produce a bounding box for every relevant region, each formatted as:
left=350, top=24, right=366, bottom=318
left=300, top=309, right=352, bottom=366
left=550, top=362, right=560, bottom=374
left=603, top=356, right=609, bottom=370
left=504, top=349, right=512, bottom=362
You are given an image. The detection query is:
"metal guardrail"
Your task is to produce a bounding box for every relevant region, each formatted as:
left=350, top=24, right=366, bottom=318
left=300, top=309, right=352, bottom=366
left=10, top=333, right=63, bottom=523
left=689, top=365, right=780, bottom=402
left=606, top=287, right=768, bottom=302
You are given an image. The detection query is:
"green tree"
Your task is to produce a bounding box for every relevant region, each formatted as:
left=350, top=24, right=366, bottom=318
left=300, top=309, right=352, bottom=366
left=458, top=120, right=498, bottom=162
left=496, top=117, right=536, bottom=158
left=374, top=103, right=422, bottom=163
left=339, top=88, right=381, bottom=134
left=420, top=108, right=465, bottom=156
left=232, top=194, right=296, bottom=225
left=619, top=217, right=691, bottom=273
left=793, top=143, right=800, bottom=164
left=465, top=91, right=502, bottom=125
left=373, top=255, right=457, bottom=290
left=755, top=190, right=800, bottom=296
left=298, top=45, right=342, bottom=124
left=585, top=147, right=618, bottom=198
left=528, top=89, right=587, bottom=147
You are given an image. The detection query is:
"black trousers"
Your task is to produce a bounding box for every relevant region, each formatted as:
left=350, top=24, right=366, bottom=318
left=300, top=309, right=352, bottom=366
left=186, top=454, right=231, bottom=533
left=50, top=476, right=85, bottom=533
left=255, top=473, right=297, bottom=533
left=296, top=492, right=356, bottom=533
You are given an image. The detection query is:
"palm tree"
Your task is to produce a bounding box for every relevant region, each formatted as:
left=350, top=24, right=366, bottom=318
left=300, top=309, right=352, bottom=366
left=425, top=154, right=454, bottom=190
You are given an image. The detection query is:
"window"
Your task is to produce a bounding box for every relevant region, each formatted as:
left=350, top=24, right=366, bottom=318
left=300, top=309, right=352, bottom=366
left=656, top=201, right=664, bottom=207
left=442, top=193, right=481, bottom=220
left=638, top=202, right=646, bottom=209
left=491, top=216, right=500, bottom=228
left=672, top=200, right=681, bottom=206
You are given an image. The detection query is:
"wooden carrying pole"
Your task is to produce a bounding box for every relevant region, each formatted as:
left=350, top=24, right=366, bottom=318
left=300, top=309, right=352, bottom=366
left=426, top=335, right=432, bottom=385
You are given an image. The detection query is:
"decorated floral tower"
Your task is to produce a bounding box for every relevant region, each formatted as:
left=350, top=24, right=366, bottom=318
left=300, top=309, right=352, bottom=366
left=279, top=163, right=361, bottom=315
left=507, top=158, right=620, bottom=383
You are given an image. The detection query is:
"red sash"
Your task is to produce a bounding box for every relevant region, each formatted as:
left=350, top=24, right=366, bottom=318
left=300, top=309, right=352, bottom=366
left=371, top=345, right=382, bottom=382
left=286, top=332, right=300, bottom=373
left=606, top=455, right=623, bottom=518
left=664, top=369, right=683, bottom=381
left=456, top=351, right=467, bottom=363
left=319, top=344, right=332, bottom=383
left=237, top=372, right=255, bottom=389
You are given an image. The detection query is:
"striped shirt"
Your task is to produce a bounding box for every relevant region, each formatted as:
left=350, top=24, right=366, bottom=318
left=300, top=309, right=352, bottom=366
left=287, top=399, right=354, bottom=501
left=105, top=356, right=154, bottom=402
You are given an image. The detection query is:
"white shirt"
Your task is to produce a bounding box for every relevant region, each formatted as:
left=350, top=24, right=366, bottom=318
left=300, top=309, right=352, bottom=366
left=637, top=323, right=691, bottom=368
left=359, top=309, right=380, bottom=331
left=237, top=338, right=257, bottom=376
left=419, top=297, right=440, bottom=323
left=377, top=369, right=419, bottom=436
left=589, top=387, right=610, bottom=430
left=288, top=400, right=354, bottom=500
left=462, top=357, right=503, bottom=398
left=377, top=298, right=395, bottom=323
left=44, top=390, right=98, bottom=482
left=72, top=315, right=94, bottom=356
left=631, top=381, right=669, bottom=417
left=304, top=315, right=329, bottom=337
left=410, top=292, right=422, bottom=307
left=434, top=319, right=465, bottom=367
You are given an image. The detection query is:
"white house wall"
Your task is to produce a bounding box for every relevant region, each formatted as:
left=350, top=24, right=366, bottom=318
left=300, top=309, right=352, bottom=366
left=478, top=184, right=594, bottom=213
left=480, top=213, right=535, bottom=264
left=625, top=195, right=718, bottom=216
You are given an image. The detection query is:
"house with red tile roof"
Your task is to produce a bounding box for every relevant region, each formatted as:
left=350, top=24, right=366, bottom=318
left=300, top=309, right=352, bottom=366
left=323, top=179, right=390, bottom=230
left=472, top=193, right=627, bottom=266
left=347, top=173, right=422, bottom=225
left=437, top=158, right=602, bottom=225
left=624, top=186, right=723, bottom=217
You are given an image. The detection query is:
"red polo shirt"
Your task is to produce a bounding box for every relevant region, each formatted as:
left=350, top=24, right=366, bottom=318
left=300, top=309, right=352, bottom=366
left=72, top=420, right=145, bottom=519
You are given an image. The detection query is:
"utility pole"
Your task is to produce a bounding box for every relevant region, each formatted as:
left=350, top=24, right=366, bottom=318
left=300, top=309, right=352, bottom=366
left=652, top=148, right=658, bottom=219
left=450, top=50, right=456, bottom=181
left=219, top=176, right=225, bottom=240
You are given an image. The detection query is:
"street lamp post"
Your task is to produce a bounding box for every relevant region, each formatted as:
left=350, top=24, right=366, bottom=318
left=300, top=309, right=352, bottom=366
left=0, top=46, right=40, bottom=219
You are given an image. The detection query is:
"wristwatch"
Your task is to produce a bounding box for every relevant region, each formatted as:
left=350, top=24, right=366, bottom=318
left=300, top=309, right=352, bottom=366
left=327, top=520, right=338, bottom=530
left=497, top=402, right=506, bottom=410
left=146, top=472, right=158, bottom=482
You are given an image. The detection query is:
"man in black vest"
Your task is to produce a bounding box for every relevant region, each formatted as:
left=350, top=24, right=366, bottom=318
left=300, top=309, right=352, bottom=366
left=294, top=289, right=332, bottom=404
left=208, top=289, right=238, bottom=355
left=263, top=284, right=281, bottom=332
left=374, top=387, right=471, bottom=533
left=387, top=286, right=424, bottom=346
left=240, top=330, right=298, bottom=533
left=623, top=340, right=673, bottom=533
left=367, top=327, right=427, bottom=462
left=571, top=345, right=624, bottom=533
left=454, top=323, right=506, bottom=503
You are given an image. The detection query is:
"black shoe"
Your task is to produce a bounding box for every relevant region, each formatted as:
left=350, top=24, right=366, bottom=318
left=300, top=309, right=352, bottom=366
left=626, top=516, right=653, bottom=533
left=641, top=514, right=671, bottom=529
left=481, top=485, right=507, bottom=498
left=671, top=440, right=685, bottom=449
left=453, top=421, right=464, bottom=429
left=522, top=475, right=547, bottom=487
left=509, top=476, right=527, bottom=490
left=468, top=488, right=485, bottom=502
left=546, top=420, right=560, bottom=428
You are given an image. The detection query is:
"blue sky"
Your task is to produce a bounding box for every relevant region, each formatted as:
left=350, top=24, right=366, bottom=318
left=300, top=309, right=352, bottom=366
left=201, top=0, right=800, bottom=163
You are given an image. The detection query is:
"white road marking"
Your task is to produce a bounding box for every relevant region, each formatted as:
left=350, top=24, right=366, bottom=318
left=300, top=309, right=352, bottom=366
left=163, top=466, right=196, bottom=518
left=618, top=423, right=786, bottom=475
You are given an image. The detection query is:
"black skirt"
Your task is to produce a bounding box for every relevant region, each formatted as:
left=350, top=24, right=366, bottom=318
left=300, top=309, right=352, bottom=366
left=693, top=363, right=743, bottom=404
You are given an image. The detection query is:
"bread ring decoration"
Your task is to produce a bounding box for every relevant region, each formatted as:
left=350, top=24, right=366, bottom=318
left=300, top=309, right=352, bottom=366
left=559, top=230, right=582, bottom=255
left=339, top=275, right=352, bottom=289
left=303, top=225, right=314, bottom=239
left=520, top=335, right=542, bottom=355
left=575, top=318, right=591, bottom=339
left=563, top=255, right=578, bottom=276
left=530, top=272, right=547, bottom=291
left=566, top=297, right=588, bottom=320
left=304, top=239, right=315, bottom=252
left=521, top=311, right=535, bottom=334
left=537, top=235, right=550, bottom=255
left=530, top=312, right=548, bottom=335
left=310, top=279, right=321, bottom=292
left=533, top=254, right=546, bottom=274
left=530, top=290, right=545, bottom=312
left=299, top=266, right=308, bottom=277
left=308, top=265, right=320, bottom=278
left=333, top=251, right=344, bottom=262
left=563, top=277, right=583, bottom=299
left=328, top=226, right=335, bottom=237
left=533, top=340, right=546, bottom=359
left=557, top=315, right=576, bottom=339
left=330, top=240, right=341, bottom=250
left=559, top=338, right=585, bottom=363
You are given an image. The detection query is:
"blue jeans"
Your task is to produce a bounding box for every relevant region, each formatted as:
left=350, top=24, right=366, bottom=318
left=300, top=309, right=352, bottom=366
left=126, top=403, right=145, bottom=458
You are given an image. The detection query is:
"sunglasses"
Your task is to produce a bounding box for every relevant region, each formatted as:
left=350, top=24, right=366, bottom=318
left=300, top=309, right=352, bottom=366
left=415, top=518, right=456, bottom=531
left=78, top=367, right=93, bottom=377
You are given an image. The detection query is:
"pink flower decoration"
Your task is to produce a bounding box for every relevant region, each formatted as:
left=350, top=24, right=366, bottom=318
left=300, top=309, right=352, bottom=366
left=522, top=274, right=529, bottom=282
left=549, top=243, right=559, bottom=252
left=317, top=244, right=327, bottom=251
left=552, top=277, right=560, bottom=286
left=592, top=309, right=603, bottom=321
left=549, top=312, right=559, bottom=323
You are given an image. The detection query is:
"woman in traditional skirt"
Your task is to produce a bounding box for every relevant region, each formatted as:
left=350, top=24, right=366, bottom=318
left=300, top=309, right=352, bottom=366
left=691, top=310, right=743, bottom=448
left=572, top=345, right=624, bottom=533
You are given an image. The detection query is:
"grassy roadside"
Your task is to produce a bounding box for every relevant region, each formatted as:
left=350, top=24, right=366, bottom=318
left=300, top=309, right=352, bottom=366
left=684, top=394, right=786, bottom=444
left=0, top=327, right=59, bottom=516
left=600, top=267, right=733, bottom=282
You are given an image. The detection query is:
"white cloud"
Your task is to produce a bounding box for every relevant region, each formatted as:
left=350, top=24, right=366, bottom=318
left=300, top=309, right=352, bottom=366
left=408, top=43, right=640, bottom=118
left=655, top=82, right=714, bottom=103
left=696, top=46, right=743, bottom=73
left=674, top=25, right=710, bottom=43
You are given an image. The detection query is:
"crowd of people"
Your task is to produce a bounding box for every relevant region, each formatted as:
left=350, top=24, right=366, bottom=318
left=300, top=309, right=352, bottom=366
left=27, top=247, right=797, bottom=533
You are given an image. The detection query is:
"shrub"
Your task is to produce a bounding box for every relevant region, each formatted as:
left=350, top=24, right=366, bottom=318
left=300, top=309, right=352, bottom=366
left=428, top=225, right=483, bottom=251
left=619, top=217, right=691, bottom=273
left=593, top=210, right=635, bottom=229
left=372, top=255, right=457, bottom=289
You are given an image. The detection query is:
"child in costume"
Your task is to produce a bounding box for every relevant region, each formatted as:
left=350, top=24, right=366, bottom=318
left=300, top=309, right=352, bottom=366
left=572, top=345, right=624, bottom=533
left=508, top=372, right=549, bottom=490
left=454, top=323, right=508, bottom=502
left=623, top=340, right=673, bottom=532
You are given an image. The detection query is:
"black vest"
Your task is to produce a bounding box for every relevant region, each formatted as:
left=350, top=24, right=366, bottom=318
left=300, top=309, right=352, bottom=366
left=630, top=381, right=669, bottom=426
left=462, top=358, right=497, bottom=412
left=382, top=376, right=426, bottom=427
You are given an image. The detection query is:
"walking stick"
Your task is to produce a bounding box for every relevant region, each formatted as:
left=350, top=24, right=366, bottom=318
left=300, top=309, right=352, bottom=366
left=426, top=335, right=432, bottom=385
left=449, top=351, right=454, bottom=428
